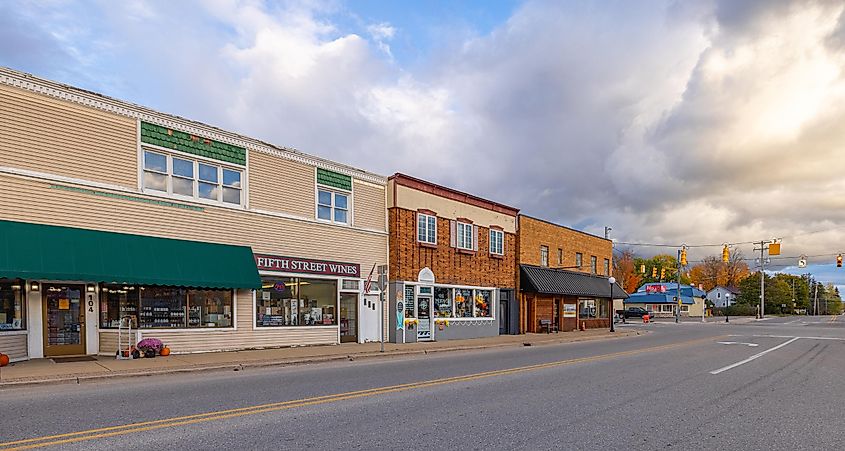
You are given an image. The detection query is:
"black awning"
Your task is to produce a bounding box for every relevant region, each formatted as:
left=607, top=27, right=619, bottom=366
left=520, top=265, right=629, bottom=298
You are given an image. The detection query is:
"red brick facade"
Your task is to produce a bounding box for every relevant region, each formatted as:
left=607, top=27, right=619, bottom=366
left=389, top=207, right=516, bottom=288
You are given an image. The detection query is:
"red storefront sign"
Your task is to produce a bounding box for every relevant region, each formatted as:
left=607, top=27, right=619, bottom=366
left=645, top=285, right=667, bottom=293
left=254, top=254, right=360, bottom=278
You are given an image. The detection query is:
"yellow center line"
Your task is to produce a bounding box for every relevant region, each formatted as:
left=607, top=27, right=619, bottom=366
left=0, top=335, right=722, bottom=450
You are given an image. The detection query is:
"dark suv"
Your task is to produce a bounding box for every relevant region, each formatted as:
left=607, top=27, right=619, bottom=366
left=619, top=307, right=651, bottom=319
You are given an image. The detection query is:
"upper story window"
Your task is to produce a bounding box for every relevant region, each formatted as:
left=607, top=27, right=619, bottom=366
left=489, top=229, right=504, bottom=255
left=576, top=252, right=583, bottom=268
left=316, top=168, right=352, bottom=225
left=143, top=150, right=243, bottom=206
left=540, top=246, right=549, bottom=267
left=604, top=258, right=610, bottom=276
left=457, top=222, right=474, bottom=250
left=590, top=256, right=597, bottom=274
left=558, top=248, right=563, bottom=265
left=418, top=213, right=437, bottom=244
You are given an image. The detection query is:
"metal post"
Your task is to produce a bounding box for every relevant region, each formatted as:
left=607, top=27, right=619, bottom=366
left=609, top=279, right=615, bottom=332
left=380, top=289, right=385, bottom=353
left=676, top=249, right=681, bottom=324
left=759, top=241, right=765, bottom=319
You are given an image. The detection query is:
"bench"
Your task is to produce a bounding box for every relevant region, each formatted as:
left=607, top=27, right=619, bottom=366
left=539, top=319, right=558, bottom=334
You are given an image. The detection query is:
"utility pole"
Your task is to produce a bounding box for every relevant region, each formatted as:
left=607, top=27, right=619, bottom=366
left=814, top=282, right=819, bottom=316
left=755, top=240, right=767, bottom=319
left=676, top=248, right=681, bottom=324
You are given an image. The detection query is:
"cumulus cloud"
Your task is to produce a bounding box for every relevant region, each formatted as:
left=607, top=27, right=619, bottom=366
left=2, top=0, right=845, bottom=278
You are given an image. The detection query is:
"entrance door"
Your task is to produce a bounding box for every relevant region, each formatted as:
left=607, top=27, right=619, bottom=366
left=340, top=293, right=358, bottom=343
left=43, top=284, right=86, bottom=357
left=417, top=296, right=432, bottom=341
left=499, top=299, right=508, bottom=334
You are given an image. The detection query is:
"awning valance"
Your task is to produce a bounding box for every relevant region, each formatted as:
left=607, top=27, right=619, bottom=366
left=520, top=265, right=628, bottom=298
left=0, top=220, right=261, bottom=289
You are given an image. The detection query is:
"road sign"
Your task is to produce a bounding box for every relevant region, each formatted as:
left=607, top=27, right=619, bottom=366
left=798, top=256, right=807, bottom=268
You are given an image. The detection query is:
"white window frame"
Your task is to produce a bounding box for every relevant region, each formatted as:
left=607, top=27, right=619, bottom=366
left=418, top=213, right=437, bottom=245
left=576, top=253, right=583, bottom=268
left=489, top=229, right=504, bottom=255
left=540, top=245, right=549, bottom=267
left=316, top=187, right=351, bottom=225
left=456, top=222, right=474, bottom=250
left=140, top=147, right=244, bottom=207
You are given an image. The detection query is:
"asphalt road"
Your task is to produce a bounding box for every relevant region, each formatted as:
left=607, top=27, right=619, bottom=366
left=2, top=316, right=845, bottom=450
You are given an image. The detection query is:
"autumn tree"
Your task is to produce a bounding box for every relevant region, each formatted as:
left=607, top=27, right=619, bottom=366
left=633, top=253, right=691, bottom=287
left=613, top=249, right=641, bottom=294
left=689, top=250, right=750, bottom=291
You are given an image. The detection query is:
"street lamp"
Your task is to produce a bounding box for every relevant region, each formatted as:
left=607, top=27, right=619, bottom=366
left=609, top=277, right=616, bottom=333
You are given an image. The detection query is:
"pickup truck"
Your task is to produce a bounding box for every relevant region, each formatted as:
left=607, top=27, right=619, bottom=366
left=616, top=307, right=651, bottom=319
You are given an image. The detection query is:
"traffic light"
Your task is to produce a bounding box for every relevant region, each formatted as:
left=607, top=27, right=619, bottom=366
left=838, top=254, right=842, bottom=268
left=680, top=247, right=688, bottom=266
left=660, top=268, right=666, bottom=280
left=769, top=241, right=780, bottom=256
left=722, top=245, right=730, bottom=263
left=651, top=267, right=657, bottom=278
left=640, top=264, right=646, bottom=274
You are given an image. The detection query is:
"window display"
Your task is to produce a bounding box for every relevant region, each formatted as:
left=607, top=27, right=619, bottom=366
left=434, top=287, right=452, bottom=318
left=455, top=289, right=473, bottom=317
left=100, top=284, right=233, bottom=329
left=579, top=298, right=596, bottom=318
left=256, top=278, right=337, bottom=326
left=404, top=286, right=415, bottom=318
left=0, top=281, right=25, bottom=330
left=474, top=290, right=492, bottom=317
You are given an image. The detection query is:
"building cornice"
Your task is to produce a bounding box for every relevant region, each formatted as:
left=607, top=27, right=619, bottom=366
left=0, top=67, right=386, bottom=185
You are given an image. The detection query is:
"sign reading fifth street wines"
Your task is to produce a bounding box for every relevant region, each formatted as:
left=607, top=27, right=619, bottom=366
left=254, top=254, right=361, bottom=278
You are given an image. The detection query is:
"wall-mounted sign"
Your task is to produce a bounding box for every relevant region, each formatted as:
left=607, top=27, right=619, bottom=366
left=645, top=285, right=667, bottom=293
left=563, top=304, right=577, bottom=318
left=255, top=254, right=360, bottom=277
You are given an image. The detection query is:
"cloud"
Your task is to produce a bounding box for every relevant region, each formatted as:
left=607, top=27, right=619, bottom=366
left=3, top=0, right=845, bottom=287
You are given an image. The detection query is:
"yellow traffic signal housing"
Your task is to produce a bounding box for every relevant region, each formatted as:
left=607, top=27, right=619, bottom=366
left=651, top=267, right=657, bottom=278
left=640, top=264, right=646, bottom=274
left=660, top=268, right=666, bottom=279
left=769, top=242, right=781, bottom=256
left=680, top=248, right=688, bottom=266
left=838, top=254, right=842, bottom=268
left=722, top=245, right=730, bottom=263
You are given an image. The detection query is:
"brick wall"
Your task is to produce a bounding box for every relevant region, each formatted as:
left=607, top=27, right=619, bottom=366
left=517, top=215, right=612, bottom=274
left=389, top=207, right=516, bottom=288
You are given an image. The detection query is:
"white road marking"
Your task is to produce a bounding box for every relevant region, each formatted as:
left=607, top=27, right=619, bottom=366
left=717, top=341, right=759, bottom=347
left=710, top=337, right=801, bottom=375
left=728, top=334, right=845, bottom=341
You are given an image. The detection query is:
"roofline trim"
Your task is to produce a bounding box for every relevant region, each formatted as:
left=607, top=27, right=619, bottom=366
left=0, top=67, right=386, bottom=185
left=518, top=214, right=610, bottom=242
left=389, top=173, right=519, bottom=216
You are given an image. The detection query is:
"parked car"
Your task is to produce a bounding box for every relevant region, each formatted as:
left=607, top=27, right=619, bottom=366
left=616, top=307, right=651, bottom=319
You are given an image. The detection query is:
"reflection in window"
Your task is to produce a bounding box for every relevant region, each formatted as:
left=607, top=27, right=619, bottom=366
left=434, top=287, right=453, bottom=317
left=455, top=289, right=473, bottom=317
left=141, top=149, right=243, bottom=205
left=100, top=285, right=233, bottom=328
left=0, top=281, right=25, bottom=330
left=256, top=278, right=337, bottom=326
left=474, top=290, right=492, bottom=317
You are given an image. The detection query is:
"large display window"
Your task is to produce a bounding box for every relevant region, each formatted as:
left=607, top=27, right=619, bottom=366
left=578, top=298, right=608, bottom=319
left=0, top=280, right=25, bottom=331
left=256, top=277, right=337, bottom=327
left=100, top=284, right=233, bottom=329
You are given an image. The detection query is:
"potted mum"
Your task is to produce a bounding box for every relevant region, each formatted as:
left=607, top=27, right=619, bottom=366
left=136, top=338, right=165, bottom=358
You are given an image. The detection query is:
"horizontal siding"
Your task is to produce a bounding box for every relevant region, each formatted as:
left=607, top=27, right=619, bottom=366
left=0, top=334, right=27, bottom=360
left=98, top=331, right=139, bottom=355
left=0, top=84, right=138, bottom=188
left=247, top=151, right=315, bottom=218
left=0, top=174, right=386, bottom=275
left=353, top=180, right=386, bottom=231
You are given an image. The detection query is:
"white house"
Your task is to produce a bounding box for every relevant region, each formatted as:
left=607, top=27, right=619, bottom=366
left=707, top=286, right=740, bottom=308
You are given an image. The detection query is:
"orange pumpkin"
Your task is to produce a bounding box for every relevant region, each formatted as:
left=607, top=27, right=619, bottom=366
left=0, top=353, right=9, bottom=367
left=160, top=347, right=171, bottom=357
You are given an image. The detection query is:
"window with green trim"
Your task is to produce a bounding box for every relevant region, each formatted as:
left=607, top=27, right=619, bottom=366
left=142, top=149, right=243, bottom=206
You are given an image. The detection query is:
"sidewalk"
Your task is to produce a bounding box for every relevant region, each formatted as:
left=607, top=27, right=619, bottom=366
left=0, top=329, right=639, bottom=387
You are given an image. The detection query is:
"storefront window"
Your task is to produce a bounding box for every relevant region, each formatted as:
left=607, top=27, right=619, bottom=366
left=0, top=281, right=25, bottom=330
left=579, top=298, right=596, bottom=318
left=455, top=289, right=473, bottom=317
left=101, top=284, right=233, bottom=329
left=434, top=287, right=453, bottom=318
left=256, top=278, right=337, bottom=326
left=596, top=299, right=608, bottom=318
left=404, top=286, right=415, bottom=318
left=474, top=290, right=492, bottom=317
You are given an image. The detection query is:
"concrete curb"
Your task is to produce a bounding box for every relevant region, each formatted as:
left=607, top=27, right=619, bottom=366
left=0, top=330, right=641, bottom=388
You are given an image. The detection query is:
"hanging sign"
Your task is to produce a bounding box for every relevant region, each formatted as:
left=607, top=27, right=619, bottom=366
left=254, top=254, right=360, bottom=277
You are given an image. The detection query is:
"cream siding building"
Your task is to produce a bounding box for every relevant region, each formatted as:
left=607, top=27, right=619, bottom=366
left=0, top=68, right=388, bottom=361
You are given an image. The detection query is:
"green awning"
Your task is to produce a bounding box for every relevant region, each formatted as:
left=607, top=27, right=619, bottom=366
left=0, top=220, right=261, bottom=289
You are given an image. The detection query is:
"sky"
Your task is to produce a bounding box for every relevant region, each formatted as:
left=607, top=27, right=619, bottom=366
left=2, top=0, right=845, bottom=288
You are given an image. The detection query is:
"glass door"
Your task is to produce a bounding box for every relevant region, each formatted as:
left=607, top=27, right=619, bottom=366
left=340, top=293, right=358, bottom=343
left=43, top=284, right=86, bottom=356
left=417, top=296, right=432, bottom=341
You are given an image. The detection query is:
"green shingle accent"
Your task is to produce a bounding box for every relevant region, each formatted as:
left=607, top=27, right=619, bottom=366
left=140, top=122, right=246, bottom=165
left=317, top=168, right=352, bottom=191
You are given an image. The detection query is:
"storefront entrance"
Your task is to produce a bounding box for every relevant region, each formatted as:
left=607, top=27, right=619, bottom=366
left=43, top=284, right=86, bottom=357
left=417, top=295, right=432, bottom=341
left=340, top=293, right=358, bottom=343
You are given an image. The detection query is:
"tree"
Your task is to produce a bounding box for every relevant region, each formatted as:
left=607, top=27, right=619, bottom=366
left=724, top=249, right=750, bottom=287
left=688, top=250, right=750, bottom=292
left=613, top=249, right=641, bottom=294
left=737, top=272, right=791, bottom=315
left=633, top=253, right=691, bottom=287
left=820, top=282, right=843, bottom=315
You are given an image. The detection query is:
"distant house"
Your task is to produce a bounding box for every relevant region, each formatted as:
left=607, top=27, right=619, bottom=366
left=707, top=286, right=740, bottom=308
left=624, top=283, right=706, bottom=317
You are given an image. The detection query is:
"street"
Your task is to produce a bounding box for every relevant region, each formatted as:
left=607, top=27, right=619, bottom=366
left=2, top=317, right=845, bottom=450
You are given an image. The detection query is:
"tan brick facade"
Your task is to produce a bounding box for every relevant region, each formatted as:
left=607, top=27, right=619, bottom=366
left=517, top=215, right=612, bottom=274
left=389, top=207, right=516, bottom=288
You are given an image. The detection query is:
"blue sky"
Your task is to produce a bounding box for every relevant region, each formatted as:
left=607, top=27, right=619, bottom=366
left=2, top=0, right=845, bottom=290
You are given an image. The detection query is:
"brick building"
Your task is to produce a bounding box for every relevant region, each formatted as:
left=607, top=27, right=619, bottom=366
left=387, top=174, right=520, bottom=342
left=516, top=215, right=626, bottom=332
